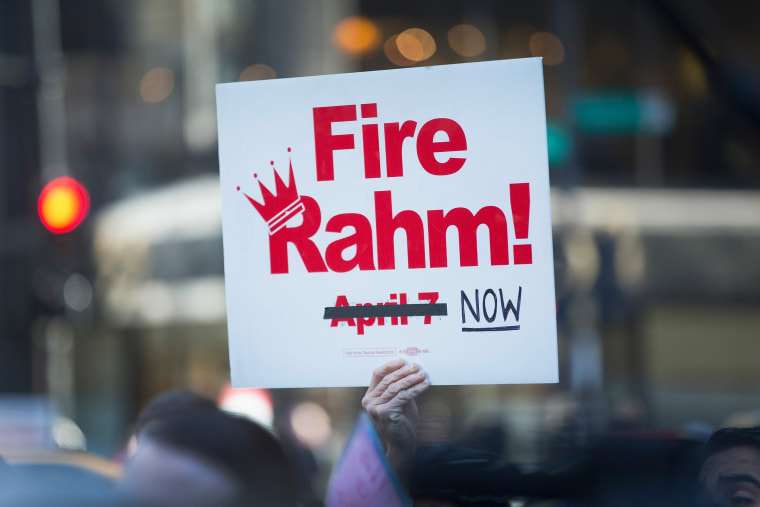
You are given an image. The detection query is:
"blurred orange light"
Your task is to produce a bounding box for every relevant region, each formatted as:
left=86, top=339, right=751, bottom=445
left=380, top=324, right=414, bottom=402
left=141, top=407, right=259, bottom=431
left=384, top=35, right=415, bottom=67
left=140, top=67, right=174, bottom=103
left=333, top=16, right=381, bottom=56
left=529, top=32, right=565, bottom=66
left=238, top=64, right=277, bottom=82
left=396, top=33, right=424, bottom=61
left=398, top=28, right=436, bottom=62
left=38, top=177, right=90, bottom=234
left=448, top=24, right=486, bottom=57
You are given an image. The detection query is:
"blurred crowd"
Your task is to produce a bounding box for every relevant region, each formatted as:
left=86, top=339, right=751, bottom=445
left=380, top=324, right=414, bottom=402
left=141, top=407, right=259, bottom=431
left=0, top=389, right=304, bottom=506
left=1, top=359, right=760, bottom=506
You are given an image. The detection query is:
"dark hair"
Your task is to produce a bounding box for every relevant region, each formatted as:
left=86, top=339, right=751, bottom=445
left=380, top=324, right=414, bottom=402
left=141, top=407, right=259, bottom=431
left=143, top=410, right=298, bottom=506
left=135, top=389, right=217, bottom=437
left=702, top=426, right=760, bottom=461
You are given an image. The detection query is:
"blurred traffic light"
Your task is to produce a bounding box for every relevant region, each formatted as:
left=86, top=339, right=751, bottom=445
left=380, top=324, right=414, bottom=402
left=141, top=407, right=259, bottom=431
left=38, top=177, right=90, bottom=234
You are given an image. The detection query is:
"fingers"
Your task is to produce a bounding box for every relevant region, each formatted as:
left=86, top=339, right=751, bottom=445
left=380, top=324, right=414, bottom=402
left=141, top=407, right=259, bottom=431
left=367, top=358, right=406, bottom=392
left=364, top=374, right=429, bottom=425
left=366, top=361, right=421, bottom=402
left=362, top=362, right=429, bottom=411
left=384, top=372, right=429, bottom=407
left=383, top=369, right=427, bottom=400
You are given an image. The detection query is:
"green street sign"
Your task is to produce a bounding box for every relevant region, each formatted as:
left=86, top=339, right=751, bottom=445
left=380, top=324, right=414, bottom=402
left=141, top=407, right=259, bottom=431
left=572, top=89, right=675, bottom=136
left=546, top=120, right=571, bottom=167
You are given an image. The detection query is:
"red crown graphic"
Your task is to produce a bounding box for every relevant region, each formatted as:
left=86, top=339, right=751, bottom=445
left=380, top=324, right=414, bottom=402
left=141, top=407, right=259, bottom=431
left=242, top=152, right=305, bottom=235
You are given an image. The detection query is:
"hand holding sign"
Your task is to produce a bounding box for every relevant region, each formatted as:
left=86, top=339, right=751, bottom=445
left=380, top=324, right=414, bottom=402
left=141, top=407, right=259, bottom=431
left=362, top=359, right=430, bottom=476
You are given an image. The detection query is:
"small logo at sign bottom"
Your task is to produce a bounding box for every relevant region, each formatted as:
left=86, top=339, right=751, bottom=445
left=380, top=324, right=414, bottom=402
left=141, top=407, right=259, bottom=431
left=401, top=347, right=429, bottom=357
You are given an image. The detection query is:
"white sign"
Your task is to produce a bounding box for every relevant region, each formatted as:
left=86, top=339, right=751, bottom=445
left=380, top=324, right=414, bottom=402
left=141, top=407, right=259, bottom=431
left=217, top=58, right=558, bottom=388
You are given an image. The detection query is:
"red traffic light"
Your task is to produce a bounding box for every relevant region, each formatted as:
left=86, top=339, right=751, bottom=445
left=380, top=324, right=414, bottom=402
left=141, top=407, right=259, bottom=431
left=38, top=177, right=90, bottom=234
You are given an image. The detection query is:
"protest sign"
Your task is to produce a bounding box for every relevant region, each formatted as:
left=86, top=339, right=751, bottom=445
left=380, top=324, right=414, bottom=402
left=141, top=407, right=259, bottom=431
left=217, top=58, right=558, bottom=387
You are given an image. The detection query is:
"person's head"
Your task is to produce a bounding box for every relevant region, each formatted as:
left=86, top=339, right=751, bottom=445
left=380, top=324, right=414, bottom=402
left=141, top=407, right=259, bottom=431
left=121, top=410, right=298, bottom=507
left=134, top=389, right=218, bottom=440
left=699, top=426, right=760, bottom=507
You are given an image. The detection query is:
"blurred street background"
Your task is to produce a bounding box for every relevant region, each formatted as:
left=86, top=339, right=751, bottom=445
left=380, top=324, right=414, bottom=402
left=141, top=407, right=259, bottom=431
left=1, top=0, right=760, bottom=494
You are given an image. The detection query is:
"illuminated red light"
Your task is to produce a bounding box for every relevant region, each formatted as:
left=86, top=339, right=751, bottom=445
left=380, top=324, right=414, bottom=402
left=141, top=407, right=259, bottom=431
left=38, top=177, right=90, bottom=234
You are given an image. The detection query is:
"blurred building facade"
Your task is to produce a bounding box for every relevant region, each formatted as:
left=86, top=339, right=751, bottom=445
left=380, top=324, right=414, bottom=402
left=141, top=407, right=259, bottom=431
left=1, top=0, right=760, bottom=464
